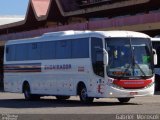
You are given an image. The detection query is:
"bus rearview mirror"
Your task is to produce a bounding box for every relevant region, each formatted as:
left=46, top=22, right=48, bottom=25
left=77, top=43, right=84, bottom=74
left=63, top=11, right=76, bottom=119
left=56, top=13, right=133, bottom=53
left=153, top=49, right=157, bottom=65
left=103, top=49, right=109, bottom=66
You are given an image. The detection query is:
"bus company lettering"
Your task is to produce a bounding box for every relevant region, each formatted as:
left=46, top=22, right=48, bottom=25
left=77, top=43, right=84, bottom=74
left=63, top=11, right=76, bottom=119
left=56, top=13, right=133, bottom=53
left=44, top=64, right=72, bottom=70
left=124, top=82, right=144, bottom=85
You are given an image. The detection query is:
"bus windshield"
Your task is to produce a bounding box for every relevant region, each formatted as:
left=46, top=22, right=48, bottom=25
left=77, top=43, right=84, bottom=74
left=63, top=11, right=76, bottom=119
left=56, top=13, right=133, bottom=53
left=106, top=38, right=154, bottom=79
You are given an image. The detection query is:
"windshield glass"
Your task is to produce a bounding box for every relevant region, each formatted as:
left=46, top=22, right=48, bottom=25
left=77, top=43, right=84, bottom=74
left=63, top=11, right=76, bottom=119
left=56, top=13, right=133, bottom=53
left=106, top=38, right=153, bottom=79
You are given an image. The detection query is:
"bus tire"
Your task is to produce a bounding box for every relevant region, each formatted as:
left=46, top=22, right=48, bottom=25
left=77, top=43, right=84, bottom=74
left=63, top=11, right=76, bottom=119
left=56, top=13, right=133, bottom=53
left=79, top=85, right=94, bottom=103
left=56, top=96, right=70, bottom=100
left=118, top=98, right=131, bottom=103
left=23, top=83, right=40, bottom=100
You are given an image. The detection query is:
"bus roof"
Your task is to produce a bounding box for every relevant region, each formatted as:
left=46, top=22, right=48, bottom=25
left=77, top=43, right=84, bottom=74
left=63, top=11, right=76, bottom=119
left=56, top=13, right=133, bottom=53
left=151, top=37, right=160, bottom=42
left=6, top=30, right=150, bottom=45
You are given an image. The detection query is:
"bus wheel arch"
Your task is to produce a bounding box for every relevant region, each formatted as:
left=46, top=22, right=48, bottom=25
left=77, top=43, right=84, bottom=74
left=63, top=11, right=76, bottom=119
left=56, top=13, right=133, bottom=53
left=77, top=82, right=85, bottom=95
left=77, top=82, right=94, bottom=103
left=22, top=81, right=40, bottom=100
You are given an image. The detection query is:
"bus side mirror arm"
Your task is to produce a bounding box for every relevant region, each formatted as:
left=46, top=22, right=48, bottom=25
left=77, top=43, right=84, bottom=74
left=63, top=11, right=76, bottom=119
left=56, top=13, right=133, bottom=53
left=153, top=49, right=157, bottom=65
left=103, top=48, right=109, bottom=66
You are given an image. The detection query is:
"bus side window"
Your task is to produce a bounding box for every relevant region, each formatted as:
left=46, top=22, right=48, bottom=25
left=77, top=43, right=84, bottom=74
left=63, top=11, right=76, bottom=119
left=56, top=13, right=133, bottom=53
left=56, top=40, right=71, bottom=59
left=91, top=37, right=104, bottom=77
left=6, top=45, right=15, bottom=61
left=28, top=43, right=41, bottom=60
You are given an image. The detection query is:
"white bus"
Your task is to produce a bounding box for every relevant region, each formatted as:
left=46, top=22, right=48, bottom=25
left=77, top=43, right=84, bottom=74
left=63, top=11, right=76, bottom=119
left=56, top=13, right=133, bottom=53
left=4, top=30, right=157, bottom=103
left=151, top=38, right=160, bottom=91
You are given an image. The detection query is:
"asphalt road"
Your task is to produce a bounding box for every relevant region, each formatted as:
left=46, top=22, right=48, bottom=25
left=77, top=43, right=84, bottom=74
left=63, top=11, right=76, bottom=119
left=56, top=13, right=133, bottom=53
left=0, top=92, right=160, bottom=115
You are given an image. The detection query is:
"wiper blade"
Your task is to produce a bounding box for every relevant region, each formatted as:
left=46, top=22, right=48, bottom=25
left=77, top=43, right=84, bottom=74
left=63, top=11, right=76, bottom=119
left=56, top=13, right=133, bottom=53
left=134, top=62, right=146, bottom=77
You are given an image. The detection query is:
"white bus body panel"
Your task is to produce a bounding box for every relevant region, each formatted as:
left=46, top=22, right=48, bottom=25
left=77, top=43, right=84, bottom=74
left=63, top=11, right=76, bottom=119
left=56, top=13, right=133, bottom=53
left=4, top=31, right=154, bottom=98
left=4, top=58, right=92, bottom=95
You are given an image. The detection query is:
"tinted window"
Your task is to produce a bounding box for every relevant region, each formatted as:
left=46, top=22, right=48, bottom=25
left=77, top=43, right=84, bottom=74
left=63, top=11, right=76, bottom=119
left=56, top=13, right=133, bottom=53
left=72, top=38, right=89, bottom=58
left=15, top=44, right=28, bottom=61
left=28, top=43, right=41, bottom=60
left=6, top=45, right=15, bottom=61
left=56, top=40, right=71, bottom=59
left=6, top=37, right=90, bottom=61
left=40, top=41, right=56, bottom=59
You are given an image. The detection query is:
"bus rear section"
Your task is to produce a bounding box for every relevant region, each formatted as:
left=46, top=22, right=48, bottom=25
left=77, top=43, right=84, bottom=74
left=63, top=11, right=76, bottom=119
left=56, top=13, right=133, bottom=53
left=3, top=30, right=156, bottom=103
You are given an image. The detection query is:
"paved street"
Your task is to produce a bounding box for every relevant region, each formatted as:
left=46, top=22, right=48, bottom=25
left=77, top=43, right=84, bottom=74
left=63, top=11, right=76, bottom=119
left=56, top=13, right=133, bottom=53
left=0, top=92, right=160, bottom=114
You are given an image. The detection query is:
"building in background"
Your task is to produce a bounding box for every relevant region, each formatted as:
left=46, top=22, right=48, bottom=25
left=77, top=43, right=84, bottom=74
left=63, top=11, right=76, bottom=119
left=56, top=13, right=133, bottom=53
left=0, top=0, right=160, bottom=43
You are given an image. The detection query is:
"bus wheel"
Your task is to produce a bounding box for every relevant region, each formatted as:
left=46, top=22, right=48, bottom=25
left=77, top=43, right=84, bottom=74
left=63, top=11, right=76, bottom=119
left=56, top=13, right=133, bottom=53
left=23, top=83, right=32, bottom=100
left=118, top=98, right=130, bottom=103
left=56, top=96, right=70, bottom=100
left=79, top=86, right=94, bottom=103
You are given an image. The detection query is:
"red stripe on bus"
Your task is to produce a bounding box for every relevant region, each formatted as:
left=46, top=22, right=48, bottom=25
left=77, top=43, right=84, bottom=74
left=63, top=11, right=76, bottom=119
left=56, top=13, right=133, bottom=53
left=4, top=63, right=41, bottom=73
left=4, top=70, right=41, bottom=73
left=113, top=79, right=152, bottom=89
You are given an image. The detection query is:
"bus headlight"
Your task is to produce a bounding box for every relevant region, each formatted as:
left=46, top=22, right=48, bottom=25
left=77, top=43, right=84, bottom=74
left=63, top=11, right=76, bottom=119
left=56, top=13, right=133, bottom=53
left=110, top=83, right=124, bottom=89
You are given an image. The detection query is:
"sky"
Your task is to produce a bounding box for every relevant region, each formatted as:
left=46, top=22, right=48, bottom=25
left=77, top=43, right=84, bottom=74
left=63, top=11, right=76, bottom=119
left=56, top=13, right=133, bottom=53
left=0, top=0, right=29, bottom=25
left=0, top=0, right=29, bottom=15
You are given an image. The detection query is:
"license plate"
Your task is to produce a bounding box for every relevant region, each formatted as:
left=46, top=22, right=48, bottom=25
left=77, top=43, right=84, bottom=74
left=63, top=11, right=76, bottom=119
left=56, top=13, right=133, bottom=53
left=130, top=92, right=138, bottom=95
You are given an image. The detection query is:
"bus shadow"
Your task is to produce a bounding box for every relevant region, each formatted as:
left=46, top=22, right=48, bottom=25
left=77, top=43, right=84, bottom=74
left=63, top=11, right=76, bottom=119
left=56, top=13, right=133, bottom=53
left=0, top=98, right=140, bottom=109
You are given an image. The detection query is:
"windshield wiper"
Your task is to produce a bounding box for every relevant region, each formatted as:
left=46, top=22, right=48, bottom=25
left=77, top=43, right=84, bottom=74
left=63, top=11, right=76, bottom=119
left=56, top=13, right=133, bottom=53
left=130, top=38, right=147, bottom=77
left=134, top=62, right=146, bottom=77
